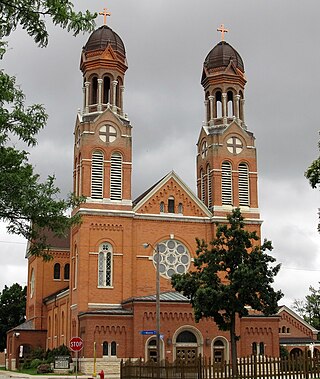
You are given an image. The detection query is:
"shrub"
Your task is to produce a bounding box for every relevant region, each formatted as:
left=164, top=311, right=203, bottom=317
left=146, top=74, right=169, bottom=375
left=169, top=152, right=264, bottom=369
left=30, top=347, right=45, bottom=360
left=45, top=344, right=71, bottom=363
left=21, top=361, right=31, bottom=369
left=30, top=358, right=42, bottom=369
left=37, top=363, right=53, bottom=374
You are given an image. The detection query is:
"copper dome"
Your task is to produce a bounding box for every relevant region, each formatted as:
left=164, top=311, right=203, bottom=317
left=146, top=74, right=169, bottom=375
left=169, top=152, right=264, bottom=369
left=83, top=25, right=126, bottom=57
left=204, top=41, right=244, bottom=72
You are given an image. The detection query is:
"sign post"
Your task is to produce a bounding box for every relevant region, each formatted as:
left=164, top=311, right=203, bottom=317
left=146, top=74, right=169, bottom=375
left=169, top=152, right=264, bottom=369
left=70, top=337, right=83, bottom=379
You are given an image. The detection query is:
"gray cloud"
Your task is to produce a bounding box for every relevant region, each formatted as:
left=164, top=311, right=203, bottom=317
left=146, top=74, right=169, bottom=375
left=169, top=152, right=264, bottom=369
left=0, top=0, right=319, bottom=305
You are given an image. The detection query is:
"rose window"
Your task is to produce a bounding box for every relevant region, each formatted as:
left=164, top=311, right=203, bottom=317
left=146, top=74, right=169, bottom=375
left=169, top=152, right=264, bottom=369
left=153, top=240, right=191, bottom=279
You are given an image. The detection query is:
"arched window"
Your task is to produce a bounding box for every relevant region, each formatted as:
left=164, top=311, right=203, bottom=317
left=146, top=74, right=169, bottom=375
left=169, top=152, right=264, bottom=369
left=207, top=164, right=212, bottom=208
left=91, top=76, right=98, bottom=104
left=160, top=201, right=165, bottom=213
left=221, top=161, right=232, bottom=205
left=110, top=153, right=122, bottom=200
left=64, top=264, right=70, bottom=280
left=111, top=341, right=117, bottom=356
left=200, top=169, right=205, bottom=203
left=103, top=76, right=111, bottom=104
left=73, top=246, right=78, bottom=290
left=178, top=203, right=183, bottom=214
left=238, top=163, right=249, bottom=206
left=54, top=263, right=61, bottom=280
left=176, top=331, right=197, bottom=343
left=91, top=150, right=104, bottom=199
left=239, top=91, right=244, bottom=121
left=98, top=243, right=113, bottom=287
left=103, top=341, right=109, bottom=356
left=78, top=153, right=82, bottom=196
left=205, top=92, right=210, bottom=122
left=30, top=268, right=35, bottom=298
left=227, top=91, right=234, bottom=117
left=259, top=342, right=265, bottom=355
left=147, top=338, right=157, bottom=362
left=61, top=311, right=65, bottom=335
left=215, top=91, right=222, bottom=118
left=282, top=326, right=286, bottom=333
left=252, top=342, right=257, bottom=355
left=168, top=197, right=175, bottom=213
left=116, top=77, right=123, bottom=109
left=213, top=339, right=225, bottom=363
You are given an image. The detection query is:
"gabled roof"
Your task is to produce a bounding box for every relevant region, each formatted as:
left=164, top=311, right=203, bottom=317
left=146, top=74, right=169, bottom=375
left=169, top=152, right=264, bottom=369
left=278, top=305, right=319, bottom=335
left=133, top=170, right=212, bottom=217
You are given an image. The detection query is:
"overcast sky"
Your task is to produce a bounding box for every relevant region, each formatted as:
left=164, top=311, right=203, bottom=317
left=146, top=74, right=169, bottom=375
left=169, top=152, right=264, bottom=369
left=0, top=0, right=319, bottom=308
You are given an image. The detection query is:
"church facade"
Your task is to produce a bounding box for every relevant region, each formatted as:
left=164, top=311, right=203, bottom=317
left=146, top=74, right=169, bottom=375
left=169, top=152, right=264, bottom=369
left=6, top=23, right=318, bottom=374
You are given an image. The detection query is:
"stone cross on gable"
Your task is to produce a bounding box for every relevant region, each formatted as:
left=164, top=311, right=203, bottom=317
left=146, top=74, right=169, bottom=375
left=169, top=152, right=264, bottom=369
left=99, top=7, right=111, bottom=25
left=217, top=24, right=229, bottom=41
left=227, top=136, right=243, bottom=154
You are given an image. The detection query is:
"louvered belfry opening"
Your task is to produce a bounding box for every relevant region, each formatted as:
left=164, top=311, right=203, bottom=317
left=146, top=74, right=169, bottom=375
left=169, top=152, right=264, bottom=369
left=110, top=153, right=122, bottom=200
left=91, top=151, right=104, bottom=199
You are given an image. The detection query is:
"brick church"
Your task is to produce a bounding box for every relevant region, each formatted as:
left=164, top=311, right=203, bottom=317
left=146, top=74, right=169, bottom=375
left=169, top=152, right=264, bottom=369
left=6, top=21, right=319, bottom=373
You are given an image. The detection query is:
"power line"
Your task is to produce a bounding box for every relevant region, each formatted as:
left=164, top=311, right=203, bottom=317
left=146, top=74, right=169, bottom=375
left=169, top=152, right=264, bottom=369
left=0, top=240, right=26, bottom=245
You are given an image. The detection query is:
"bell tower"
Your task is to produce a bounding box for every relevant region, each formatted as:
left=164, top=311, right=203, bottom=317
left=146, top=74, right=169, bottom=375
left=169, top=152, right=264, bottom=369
left=196, top=28, right=260, bottom=221
left=73, top=18, right=132, bottom=211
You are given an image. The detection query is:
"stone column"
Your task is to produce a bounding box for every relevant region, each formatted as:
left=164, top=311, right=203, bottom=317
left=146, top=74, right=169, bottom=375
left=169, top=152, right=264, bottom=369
left=204, top=100, right=209, bottom=125
left=235, top=94, right=240, bottom=122
left=240, top=98, right=245, bottom=126
left=120, top=85, right=125, bottom=116
left=208, top=95, right=215, bottom=123
left=111, top=80, right=118, bottom=112
left=222, top=92, right=227, bottom=124
left=84, top=81, right=90, bottom=114
left=97, top=78, right=103, bottom=111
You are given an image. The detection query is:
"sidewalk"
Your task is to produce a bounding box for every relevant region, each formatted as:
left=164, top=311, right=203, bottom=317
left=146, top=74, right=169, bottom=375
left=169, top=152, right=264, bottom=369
left=0, top=370, right=94, bottom=379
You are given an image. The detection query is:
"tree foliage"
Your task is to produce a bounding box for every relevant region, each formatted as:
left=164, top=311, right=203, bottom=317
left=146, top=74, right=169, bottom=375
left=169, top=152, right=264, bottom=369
left=0, top=0, right=96, bottom=48
left=0, top=283, right=26, bottom=351
left=305, top=140, right=320, bottom=232
left=171, top=208, right=283, bottom=373
left=293, top=283, right=320, bottom=332
left=0, top=1, right=95, bottom=257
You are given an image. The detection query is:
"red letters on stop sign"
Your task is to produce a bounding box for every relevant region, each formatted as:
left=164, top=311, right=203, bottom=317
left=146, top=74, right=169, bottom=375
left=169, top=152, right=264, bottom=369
left=69, top=337, right=83, bottom=352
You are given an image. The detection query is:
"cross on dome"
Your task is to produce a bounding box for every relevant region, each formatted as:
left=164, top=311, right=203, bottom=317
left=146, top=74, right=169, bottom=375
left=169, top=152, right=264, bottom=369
left=217, top=24, right=229, bottom=41
left=99, top=7, right=111, bottom=25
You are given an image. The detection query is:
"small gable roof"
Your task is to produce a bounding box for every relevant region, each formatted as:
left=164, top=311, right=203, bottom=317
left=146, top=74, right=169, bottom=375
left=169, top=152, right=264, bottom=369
left=278, top=305, right=319, bottom=335
left=133, top=171, right=212, bottom=217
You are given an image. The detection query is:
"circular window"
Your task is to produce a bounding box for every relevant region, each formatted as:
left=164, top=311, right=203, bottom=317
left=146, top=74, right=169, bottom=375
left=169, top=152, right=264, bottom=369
left=226, top=136, right=243, bottom=154
left=99, top=125, right=117, bottom=143
left=153, top=240, right=191, bottom=279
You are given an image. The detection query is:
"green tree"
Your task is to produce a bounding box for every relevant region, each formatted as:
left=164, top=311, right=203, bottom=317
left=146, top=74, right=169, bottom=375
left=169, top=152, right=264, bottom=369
left=293, top=284, right=320, bottom=331
left=171, top=208, right=283, bottom=376
left=0, top=1, right=95, bottom=257
left=305, top=141, right=320, bottom=232
left=0, top=283, right=26, bottom=351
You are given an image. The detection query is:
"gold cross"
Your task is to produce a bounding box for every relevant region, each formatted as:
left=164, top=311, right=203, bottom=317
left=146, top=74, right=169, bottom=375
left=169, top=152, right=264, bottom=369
left=217, top=24, right=229, bottom=41
left=99, top=8, right=111, bottom=25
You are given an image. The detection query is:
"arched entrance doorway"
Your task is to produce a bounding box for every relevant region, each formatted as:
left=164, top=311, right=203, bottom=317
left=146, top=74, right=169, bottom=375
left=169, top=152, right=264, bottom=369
left=17, top=344, right=32, bottom=369
left=175, top=330, right=199, bottom=363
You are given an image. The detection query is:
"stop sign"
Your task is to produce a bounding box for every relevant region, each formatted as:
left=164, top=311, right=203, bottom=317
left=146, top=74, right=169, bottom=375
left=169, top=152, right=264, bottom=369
left=69, top=337, right=83, bottom=352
